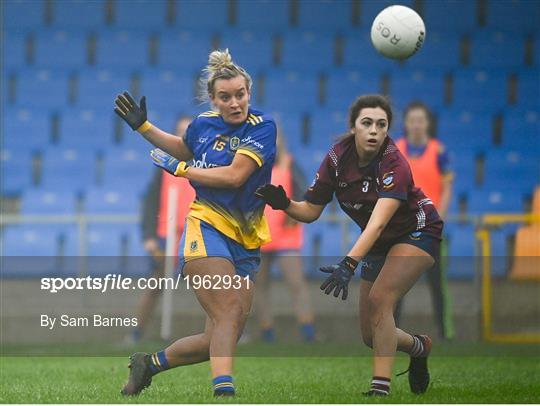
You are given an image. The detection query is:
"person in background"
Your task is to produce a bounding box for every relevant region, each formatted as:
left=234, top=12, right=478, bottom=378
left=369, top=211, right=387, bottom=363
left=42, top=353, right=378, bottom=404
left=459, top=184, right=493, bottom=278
left=394, top=101, right=455, bottom=340
left=255, top=131, right=316, bottom=342
left=126, top=116, right=195, bottom=344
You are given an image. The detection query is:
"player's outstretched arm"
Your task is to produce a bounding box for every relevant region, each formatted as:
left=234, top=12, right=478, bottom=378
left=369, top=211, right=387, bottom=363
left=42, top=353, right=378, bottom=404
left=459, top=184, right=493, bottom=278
left=347, top=197, right=400, bottom=262
left=114, top=91, right=193, bottom=161
left=318, top=198, right=400, bottom=300
left=255, top=184, right=325, bottom=223
left=150, top=149, right=258, bottom=189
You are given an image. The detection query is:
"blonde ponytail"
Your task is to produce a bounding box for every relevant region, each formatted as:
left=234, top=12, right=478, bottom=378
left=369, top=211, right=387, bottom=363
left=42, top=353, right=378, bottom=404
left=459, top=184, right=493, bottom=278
left=199, top=49, right=252, bottom=102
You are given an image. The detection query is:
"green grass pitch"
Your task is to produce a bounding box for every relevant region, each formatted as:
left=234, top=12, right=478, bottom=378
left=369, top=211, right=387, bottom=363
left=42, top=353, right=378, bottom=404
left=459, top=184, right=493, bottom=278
left=1, top=343, right=539, bottom=403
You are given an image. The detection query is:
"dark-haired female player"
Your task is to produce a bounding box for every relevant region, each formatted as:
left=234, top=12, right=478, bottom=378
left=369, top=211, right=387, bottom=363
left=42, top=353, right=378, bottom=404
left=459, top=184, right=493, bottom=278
left=256, top=95, right=442, bottom=396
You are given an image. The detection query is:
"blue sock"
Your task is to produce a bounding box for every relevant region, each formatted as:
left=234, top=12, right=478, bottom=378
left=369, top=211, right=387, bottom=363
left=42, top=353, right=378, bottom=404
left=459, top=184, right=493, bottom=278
left=213, top=375, right=235, bottom=396
left=261, top=328, right=275, bottom=342
left=300, top=323, right=316, bottom=342
left=148, top=350, right=170, bottom=375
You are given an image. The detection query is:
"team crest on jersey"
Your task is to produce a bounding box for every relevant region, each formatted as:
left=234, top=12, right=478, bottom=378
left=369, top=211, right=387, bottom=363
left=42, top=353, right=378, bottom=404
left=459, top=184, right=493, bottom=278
left=230, top=136, right=240, bottom=151
left=189, top=240, right=198, bottom=252
left=382, top=171, right=395, bottom=189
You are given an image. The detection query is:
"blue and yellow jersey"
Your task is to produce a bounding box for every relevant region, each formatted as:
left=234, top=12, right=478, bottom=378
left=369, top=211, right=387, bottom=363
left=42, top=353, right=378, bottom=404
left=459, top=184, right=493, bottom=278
left=183, top=108, right=277, bottom=249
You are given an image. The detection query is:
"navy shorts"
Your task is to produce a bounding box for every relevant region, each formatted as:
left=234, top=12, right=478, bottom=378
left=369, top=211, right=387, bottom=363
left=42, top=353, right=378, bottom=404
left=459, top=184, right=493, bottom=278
left=359, top=230, right=441, bottom=282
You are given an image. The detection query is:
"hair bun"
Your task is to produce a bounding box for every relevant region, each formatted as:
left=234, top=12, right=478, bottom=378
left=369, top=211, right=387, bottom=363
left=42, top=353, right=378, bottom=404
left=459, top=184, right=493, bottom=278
left=207, top=49, right=233, bottom=72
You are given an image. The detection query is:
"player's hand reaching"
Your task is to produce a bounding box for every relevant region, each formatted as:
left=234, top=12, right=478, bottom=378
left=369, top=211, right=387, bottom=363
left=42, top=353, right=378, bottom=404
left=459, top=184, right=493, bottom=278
left=150, top=148, right=190, bottom=177
left=319, top=256, right=358, bottom=300
left=254, top=184, right=291, bottom=210
left=114, top=91, right=150, bottom=132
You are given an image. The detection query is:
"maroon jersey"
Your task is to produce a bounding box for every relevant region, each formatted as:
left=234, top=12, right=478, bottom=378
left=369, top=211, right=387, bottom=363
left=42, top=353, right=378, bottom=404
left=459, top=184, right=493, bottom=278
left=304, top=136, right=443, bottom=246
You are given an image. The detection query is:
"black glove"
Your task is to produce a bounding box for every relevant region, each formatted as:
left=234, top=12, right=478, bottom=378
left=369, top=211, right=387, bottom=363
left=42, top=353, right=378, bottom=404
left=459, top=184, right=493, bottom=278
left=320, top=256, right=358, bottom=300
left=254, top=184, right=291, bottom=210
left=114, top=91, right=148, bottom=131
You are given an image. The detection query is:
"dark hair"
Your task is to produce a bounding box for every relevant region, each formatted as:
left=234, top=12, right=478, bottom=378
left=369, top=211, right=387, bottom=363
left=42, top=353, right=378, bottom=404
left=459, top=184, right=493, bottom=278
left=403, top=101, right=432, bottom=122
left=403, top=101, right=435, bottom=137
left=348, top=94, right=393, bottom=129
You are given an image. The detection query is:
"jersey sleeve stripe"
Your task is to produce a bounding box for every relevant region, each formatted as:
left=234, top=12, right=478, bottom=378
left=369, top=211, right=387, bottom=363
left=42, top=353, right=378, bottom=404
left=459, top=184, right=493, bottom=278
left=236, top=149, right=263, bottom=167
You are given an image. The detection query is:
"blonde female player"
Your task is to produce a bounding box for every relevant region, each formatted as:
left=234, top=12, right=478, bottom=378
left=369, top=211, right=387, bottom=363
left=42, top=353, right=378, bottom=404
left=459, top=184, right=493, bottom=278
left=256, top=95, right=443, bottom=396
left=114, top=49, right=276, bottom=397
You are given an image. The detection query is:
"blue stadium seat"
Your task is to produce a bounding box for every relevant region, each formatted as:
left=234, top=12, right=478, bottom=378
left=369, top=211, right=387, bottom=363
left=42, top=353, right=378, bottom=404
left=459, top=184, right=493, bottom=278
left=468, top=189, right=526, bottom=214
left=143, top=109, right=182, bottom=135
left=451, top=151, right=476, bottom=194
left=325, top=69, right=381, bottom=111
left=3, top=0, right=45, bottom=29
left=389, top=69, right=445, bottom=111
left=41, top=148, right=97, bottom=193
left=270, top=111, right=304, bottom=152
left=294, top=143, right=328, bottom=182
left=0, top=148, right=33, bottom=196
left=501, top=110, right=539, bottom=149
left=281, top=31, right=335, bottom=72
left=404, top=31, right=461, bottom=70
left=437, top=110, right=493, bottom=153
left=535, top=33, right=540, bottom=66
left=52, top=0, right=106, bottom=29
left=101, top=146, right=154, bottom=195
left=139, top=69, right=195, bottom=111
left=85, top=224, right=124, bottom=276
left=1, top=225, right=59, bottom=278
left=58, top=109, right=115, bottom=151
left=445, top=223, right=476, bottom=280
left=309, top=109, right=348, bottom=148
left=452, top=70, right=508, bottom=112
left=123, top=224, right=152, bottom=277
left=515, top=70, right=539, bottom=110
left=20, top=189, right=78, bottom=214
left=235, top=0, right=289, bottom=31
left=220, top=30, right=274, bottom=74
left=3, top=108, right=51, bottom=150
left=175, top=0, right=229, bottom=29
left=15, top=69, right=70, bottom=109
left=96, top=30, right=150, bottom=69
left=482, top=149, right=539, bottom=192
left=34, top=30, right=87, bottom=69
left=297, top=0, right=352, bottom=31
left=117, top=125, right=158, bottom=153
left=76, top=69, right=131, bottom=109
left=421, top=0, right=477, bottom=33
left=302, top=220, right=345, bottom=277
left=84, top=188, right=140, bottom=214
left=114, top=0, right=167, bottom=29
left=3, top=31, right=27, bottom=70
left=359, top=0, right=414, bottom=27
left=263, top=70, right=319, bottom=112
left=158, top=30, right=213, bottom=73
left=469, top=30, right=526, bottom=69
left=486, top=0, right=540, bottom=33
left=342, top=31, right=403, bottom=71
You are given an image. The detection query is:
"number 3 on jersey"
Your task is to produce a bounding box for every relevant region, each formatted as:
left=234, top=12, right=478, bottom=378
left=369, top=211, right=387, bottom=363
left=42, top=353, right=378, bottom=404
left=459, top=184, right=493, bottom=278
left=362, top=180, right=369, bottom=192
